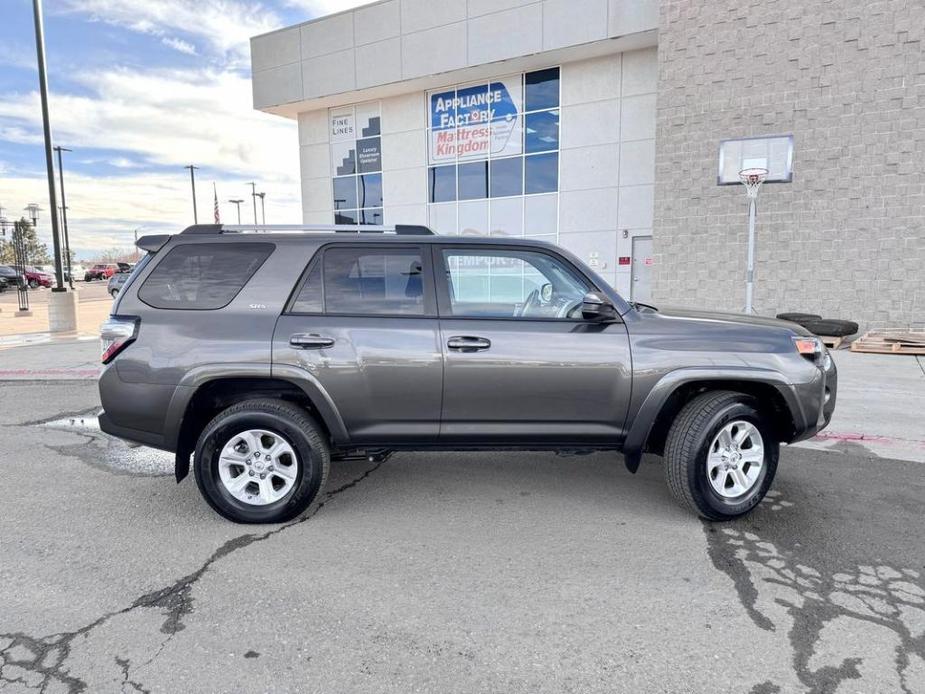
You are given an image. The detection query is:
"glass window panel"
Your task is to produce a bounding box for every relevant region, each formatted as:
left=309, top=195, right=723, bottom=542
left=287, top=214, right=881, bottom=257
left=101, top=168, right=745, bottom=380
left=356, top=136, right=381, bottom=173
left=355, top=102, right=381, bottom=137
left=458, top=199, right=489, bottom=236
left=491, top=116, right=522, bottom=158
left=489, top=197, right=523, bottom=238
left=335, top=209, right=358, bottom=224
left=333, top=176, right=358, bottom=211
left=525, top=110, right=559, bottom=153
left=291, top=260, right=323, bottom=313
left=429, top=165, right=457, bottom=203
left=360, top=208, right=384, bottom=225
left=138, top=243, right=273, bottom=311
left=331, top=141, right=356, bottom=176
left=525, top=152, right=558, bottom=194
left=358, top=173, right=382, bottom=209
left=525, top=68, right=560, bottom=111
left=323, top=248, right=425, bottom=315
left=442, top=248, right=588, bottom=319
left=428, top=202, right=457, bottom=235
left=458, top=161, right=488, bottom=200
left=490, top=156, right=523, bottom=198
left=524, top=193, right=558, bottom=236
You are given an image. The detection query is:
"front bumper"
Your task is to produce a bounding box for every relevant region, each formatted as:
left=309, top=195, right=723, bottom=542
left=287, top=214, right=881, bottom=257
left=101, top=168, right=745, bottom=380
left=787, top=356, right=838, bottom=443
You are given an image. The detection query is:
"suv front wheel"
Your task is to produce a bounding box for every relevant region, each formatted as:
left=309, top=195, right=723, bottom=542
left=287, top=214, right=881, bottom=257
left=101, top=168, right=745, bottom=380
left=664, top=390, right=779, bottom=521
left=194, top=399, right=330, bottom=523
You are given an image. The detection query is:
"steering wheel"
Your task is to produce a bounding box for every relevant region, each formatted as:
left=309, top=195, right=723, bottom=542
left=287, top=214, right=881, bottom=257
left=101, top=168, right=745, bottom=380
left=517, top=288, right=541, bottom=317
left=557, top=298, right=584, bottom=319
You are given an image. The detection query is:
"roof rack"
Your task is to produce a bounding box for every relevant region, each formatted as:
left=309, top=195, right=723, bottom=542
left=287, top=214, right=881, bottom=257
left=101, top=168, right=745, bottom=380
left=180, top=224, right=434, bottom=236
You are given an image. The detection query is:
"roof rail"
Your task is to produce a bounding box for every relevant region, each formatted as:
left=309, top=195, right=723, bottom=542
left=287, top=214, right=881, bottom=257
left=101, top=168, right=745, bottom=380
left=180, top=223, right=434, bottom=236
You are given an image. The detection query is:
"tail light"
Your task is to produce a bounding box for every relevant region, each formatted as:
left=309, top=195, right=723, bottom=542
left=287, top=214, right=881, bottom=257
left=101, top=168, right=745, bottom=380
left=100, top=316, right=139, bottom=364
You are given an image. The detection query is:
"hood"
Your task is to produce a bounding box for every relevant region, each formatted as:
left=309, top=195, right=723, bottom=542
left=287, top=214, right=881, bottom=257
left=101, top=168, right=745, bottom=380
left=643, top=306, right=814, bottom=336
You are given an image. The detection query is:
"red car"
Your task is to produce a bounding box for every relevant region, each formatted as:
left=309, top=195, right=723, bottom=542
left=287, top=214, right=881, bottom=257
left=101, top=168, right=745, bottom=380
left=24, top=266, right=53, bottom=289
left=84, top=263, right=119, bottom=281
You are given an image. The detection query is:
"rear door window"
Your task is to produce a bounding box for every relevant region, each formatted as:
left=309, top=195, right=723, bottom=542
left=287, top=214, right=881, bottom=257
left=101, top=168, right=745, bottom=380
left=138, top=242, right=273, bottom=310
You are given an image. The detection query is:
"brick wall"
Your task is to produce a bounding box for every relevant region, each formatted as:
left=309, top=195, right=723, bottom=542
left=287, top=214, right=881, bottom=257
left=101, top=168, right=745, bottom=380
left=653, top=0, right=925, bottom=330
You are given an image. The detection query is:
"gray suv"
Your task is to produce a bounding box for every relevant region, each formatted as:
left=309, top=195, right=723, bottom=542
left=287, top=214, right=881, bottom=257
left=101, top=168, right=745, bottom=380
left=99, top=224, right=837, bottom=524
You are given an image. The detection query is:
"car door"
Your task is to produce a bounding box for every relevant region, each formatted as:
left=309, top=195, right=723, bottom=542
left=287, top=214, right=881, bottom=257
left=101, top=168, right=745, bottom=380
left=435, top=244, right=632, bottom=445
left=273, top=243, right=443, bottom=445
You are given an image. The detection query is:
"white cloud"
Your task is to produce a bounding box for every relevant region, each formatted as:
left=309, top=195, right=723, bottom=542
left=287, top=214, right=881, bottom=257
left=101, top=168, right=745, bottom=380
left=161, top=36, right=198, bottom=56
left=283, top=0, right=377, bottom=13
left=59, top=0, right=283, bottom=64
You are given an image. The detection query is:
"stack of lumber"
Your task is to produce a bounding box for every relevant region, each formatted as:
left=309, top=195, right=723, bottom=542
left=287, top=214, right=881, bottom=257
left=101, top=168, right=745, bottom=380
left=850, top=331, right=925, bottom=355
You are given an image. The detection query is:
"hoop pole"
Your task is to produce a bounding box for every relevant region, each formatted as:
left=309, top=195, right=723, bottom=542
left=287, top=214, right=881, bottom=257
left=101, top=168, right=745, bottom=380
left=745, top=197, right=757, bottom=314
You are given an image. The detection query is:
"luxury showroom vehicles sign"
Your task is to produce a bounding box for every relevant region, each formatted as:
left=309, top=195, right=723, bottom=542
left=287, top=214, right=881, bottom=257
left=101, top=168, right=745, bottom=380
left=429, top=78, right=521, bottom=164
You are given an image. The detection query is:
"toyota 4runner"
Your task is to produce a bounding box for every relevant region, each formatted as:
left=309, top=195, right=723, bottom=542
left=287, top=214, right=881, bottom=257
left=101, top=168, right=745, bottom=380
left=98, top=224, right=837, bottom=523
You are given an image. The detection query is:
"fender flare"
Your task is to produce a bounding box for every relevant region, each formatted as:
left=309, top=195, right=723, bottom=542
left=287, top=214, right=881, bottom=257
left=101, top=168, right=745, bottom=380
left=166, top=363, right=349, bottom=481
left=621, top=367, right=807, bottom=473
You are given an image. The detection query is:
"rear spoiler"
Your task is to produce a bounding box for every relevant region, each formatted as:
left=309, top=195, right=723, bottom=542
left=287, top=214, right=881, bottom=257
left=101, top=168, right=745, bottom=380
left=136, top=234, right=171, bottom=253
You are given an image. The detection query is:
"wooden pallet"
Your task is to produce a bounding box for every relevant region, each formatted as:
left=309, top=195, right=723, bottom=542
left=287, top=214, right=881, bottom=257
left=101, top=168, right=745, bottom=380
left=818, top=335, right=847, bottom=350
left=850, top=331, right=925, bottom=355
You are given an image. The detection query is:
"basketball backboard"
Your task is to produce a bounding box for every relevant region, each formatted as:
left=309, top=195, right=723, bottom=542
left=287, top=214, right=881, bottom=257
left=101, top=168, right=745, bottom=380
left=717, top=134, right=793, bottom=185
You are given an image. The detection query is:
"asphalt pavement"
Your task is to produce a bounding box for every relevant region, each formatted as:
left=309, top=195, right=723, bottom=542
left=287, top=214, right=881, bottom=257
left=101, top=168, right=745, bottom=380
left=1, top=381, right=923, bottom=693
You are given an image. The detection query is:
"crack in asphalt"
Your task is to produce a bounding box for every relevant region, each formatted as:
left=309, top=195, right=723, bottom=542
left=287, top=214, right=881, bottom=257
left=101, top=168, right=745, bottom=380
left=704, top=523, right=925, bottom=693
left=0, top=460, right=385, bottom=693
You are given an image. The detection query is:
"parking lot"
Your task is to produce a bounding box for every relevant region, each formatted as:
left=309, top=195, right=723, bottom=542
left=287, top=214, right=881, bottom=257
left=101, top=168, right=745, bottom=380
left=1, top=371, right=923, bottom=693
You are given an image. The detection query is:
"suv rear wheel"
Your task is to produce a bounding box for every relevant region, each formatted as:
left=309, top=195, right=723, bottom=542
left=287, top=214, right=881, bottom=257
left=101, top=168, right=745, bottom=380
left=194, top=399, right=330, bottom=524
left=664, top=390, right=778, bottom=521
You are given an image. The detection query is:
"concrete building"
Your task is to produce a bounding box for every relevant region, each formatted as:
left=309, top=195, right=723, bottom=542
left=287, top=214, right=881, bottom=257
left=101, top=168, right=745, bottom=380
left=251, top=0, right=924, bottom=329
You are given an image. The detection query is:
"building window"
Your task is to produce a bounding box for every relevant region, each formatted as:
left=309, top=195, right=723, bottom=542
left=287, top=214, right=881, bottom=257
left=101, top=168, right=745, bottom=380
left=426, top=68, right=560, bottom=238
left=329, top=102, right=383, bottom=224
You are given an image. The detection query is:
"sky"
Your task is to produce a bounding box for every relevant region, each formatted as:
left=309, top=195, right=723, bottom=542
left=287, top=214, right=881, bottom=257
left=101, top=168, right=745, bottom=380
left=0, top=0, right=372, bottom=260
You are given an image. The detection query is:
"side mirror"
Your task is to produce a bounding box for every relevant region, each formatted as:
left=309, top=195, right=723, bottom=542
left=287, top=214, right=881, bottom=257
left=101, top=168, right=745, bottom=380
left=581, top=291, right=618, bottom=322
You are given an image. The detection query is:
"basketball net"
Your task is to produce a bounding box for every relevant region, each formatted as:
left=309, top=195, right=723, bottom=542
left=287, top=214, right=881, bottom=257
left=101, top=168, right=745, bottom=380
left=739, top=167, right=768, bottom=199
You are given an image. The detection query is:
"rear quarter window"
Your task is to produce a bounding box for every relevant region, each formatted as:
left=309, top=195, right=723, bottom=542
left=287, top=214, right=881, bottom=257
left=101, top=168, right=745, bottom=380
left=138, top=242, right=273, bottom=310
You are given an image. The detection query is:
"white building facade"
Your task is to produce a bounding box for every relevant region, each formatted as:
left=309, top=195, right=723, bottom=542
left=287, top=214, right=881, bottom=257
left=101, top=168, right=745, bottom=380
left=251, top=0, right=659, bottom=298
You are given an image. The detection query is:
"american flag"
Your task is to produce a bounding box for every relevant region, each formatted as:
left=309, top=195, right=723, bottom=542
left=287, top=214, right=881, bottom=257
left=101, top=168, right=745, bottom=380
left=213, top=183, right=220, bottom=224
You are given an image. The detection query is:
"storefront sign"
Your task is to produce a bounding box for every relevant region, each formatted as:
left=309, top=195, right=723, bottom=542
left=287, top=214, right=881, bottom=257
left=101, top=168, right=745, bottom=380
left=429, top=79, right=521, bottom=164
left=330, top=112, right=355, bottom=142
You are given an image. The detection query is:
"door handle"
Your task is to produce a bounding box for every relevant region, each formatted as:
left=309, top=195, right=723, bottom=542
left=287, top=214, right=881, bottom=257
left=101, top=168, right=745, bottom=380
left=289, top=333, right=334, bottom=349
left=447, top=336, right=491, bottom=351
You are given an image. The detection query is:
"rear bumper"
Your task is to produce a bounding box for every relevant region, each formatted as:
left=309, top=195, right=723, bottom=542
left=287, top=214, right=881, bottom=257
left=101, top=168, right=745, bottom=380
left=98, top=410, right=167, bottom=450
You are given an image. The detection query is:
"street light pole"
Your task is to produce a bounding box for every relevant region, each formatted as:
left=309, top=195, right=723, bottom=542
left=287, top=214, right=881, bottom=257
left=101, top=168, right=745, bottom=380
left=31, top=0, right=64, bottom=291
left=228, top=199, right=243, bottom=224
left=53, top=145, right=74, bottom=288
left=248, top=182, right=258, bottom=225
left=257, top=192, right=266, bottom=225
left=185, top=165, right=199, bottom=224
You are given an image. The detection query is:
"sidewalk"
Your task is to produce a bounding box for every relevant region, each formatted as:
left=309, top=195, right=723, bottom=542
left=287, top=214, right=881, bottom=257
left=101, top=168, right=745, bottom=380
left=0, top=339, right=922, bottom=461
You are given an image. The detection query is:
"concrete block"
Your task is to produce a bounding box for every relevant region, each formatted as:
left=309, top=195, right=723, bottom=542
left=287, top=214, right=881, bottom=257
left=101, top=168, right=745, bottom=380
left=48, top=290, right=79, bottom=333
left=402, top=23, right=468, bottom=79
left=302, top=49, right=356, bottom=98
left=252, top=62, right=302, bottom=108
left=561, top=99, right=621, bottom=148
left=251, top=28, right=300, bottom=72
left=618, top=184, right=654, bottom=229
left=562, top=54, right=622, bottom=106
left=300, top=143, right=330, bottom=180
left=559, top=144, right=620, bottom=191
left=401, top=0, right=467, bottom=34
left=619, top=139, right=655, bottom=185
left=559, top=187, right=619, bottom=232
left=354, top=0, right=400, bottom=46
left=300, top=12, right=354, bottom=59
left=608, top=0, right=658, bottom=36
left=468, top=4, right=542, bottom=65
left=621, top=47, right=658, bottom=96
left=381, top=92, right=426, bottom=133
left=383, top=167, right=427, bottom=206
left=298, top=110, right=329, bottom=146
left=356, top=38, right=403, bottom=89
left=382, top=130, right=426, bottom=171
left=620, top=93, right=656, bottom=140
left=542, top=0, right=608, bottom=50
left=302, top=177, right=332, bottom=213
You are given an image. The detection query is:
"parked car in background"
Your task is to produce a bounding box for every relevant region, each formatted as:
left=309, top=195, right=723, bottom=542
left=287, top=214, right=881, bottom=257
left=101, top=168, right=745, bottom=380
left=0, top=265, right=26, bottom=290
left=24, top=266, right=53, bottom=289
left=117, top=262, right=133, bottom=274
left=108, top=271, right=129, bottom=297
left=84, top=263, right=119, bottom=281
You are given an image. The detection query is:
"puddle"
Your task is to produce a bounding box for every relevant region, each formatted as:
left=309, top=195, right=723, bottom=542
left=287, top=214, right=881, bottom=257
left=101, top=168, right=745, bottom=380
left=41, top=414, right=173, bottom=476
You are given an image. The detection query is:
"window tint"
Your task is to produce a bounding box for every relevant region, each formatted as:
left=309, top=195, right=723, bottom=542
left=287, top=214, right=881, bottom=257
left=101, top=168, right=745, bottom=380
left=442, top=249, right=588, bottom=319
left=525, top=67, right=560, bottom=111
left=458, top=161, right=488, bottom=200
left=323, top=248, right=426, bottom=315
left=429, top=165, right=456, bottom=202
left=525, top=152, right=558, bottom=194
left=138, top=243, right=272, bottom=310
left=525, top=110, right=559, bottom=153
left=290, top=260, right=323, bottom=313
left=490, top=157, right=523, bottom=197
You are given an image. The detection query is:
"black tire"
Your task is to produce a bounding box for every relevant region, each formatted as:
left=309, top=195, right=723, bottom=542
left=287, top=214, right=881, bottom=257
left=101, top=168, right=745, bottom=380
left=776, top=312, right=821, bottom=324
left=110, top=288, right=119, bottom=298
left=801, top=319, right=859, bottom=337
left=194, top=399, right=330, bottom=524
left=28, top=279, right=38, bottom=289
left=664, top=390, right=779, bottom=521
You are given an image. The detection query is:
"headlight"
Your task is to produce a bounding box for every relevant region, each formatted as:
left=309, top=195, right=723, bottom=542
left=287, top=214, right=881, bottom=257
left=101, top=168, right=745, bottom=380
left=792, top=336, right=830, bottom=368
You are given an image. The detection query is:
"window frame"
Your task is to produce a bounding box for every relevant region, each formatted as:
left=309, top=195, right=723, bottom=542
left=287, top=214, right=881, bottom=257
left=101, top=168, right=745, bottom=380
left=137, top=241, right=274, bottom=311
left=433, top=243, right=609, bottom=323
left=284, top=242, right=438, bottom=318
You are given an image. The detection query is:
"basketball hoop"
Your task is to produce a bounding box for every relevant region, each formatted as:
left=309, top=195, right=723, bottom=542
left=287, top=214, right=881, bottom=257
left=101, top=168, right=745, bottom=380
left=738, top=167, right=768, bottom=199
